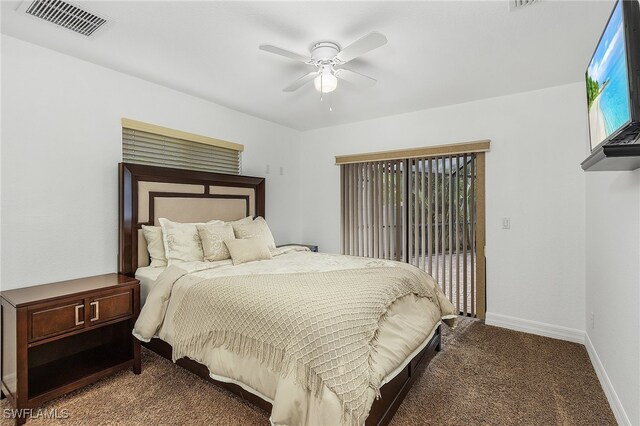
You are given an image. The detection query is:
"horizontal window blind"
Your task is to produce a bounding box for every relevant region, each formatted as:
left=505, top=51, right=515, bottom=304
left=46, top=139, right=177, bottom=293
left=122, top=127, right=241, bottom=175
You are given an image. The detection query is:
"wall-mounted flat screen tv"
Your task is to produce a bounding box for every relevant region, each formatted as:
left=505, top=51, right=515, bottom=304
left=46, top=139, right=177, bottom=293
left=586, top=0, right=640, bottom=152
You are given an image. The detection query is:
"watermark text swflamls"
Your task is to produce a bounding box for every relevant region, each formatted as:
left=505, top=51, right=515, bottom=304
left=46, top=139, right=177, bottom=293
left=3, top=408, right=70, bottom=420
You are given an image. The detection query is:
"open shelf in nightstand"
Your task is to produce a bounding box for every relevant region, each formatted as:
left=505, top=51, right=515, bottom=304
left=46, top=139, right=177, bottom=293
left=27, top=320, right=133, bottom=400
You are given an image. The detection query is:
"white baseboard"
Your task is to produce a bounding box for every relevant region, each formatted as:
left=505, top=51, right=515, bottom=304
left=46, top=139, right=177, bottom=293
left=484, top=312, right=585, bottom=344
left=585, top=333, right=631, bottom=426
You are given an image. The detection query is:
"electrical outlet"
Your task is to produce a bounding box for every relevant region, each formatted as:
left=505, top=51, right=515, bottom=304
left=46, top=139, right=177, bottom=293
left=279, top=166, right=284, bottom=176
left=590, top=312, right=595, bottom=329
left=501, top=218, right=511, bottom=229
left=266, top=164, right=270, bottom=174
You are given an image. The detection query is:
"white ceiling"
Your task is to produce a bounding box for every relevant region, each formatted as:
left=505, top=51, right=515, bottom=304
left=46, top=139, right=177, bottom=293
left=1, top=1, right=615, bottom=130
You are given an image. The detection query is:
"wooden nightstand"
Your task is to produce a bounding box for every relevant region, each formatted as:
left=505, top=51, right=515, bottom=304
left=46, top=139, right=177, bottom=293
left=0, top=274, right=140, bottom=425
left=277, top=243, right=318, bottom=252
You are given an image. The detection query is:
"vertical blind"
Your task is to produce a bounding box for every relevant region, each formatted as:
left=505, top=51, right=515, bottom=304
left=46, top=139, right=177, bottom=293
left=340, top=160, right=406, bottom=262
left=406, top=155, right=477, bottom=317
left=339, top=143, right=487, bottom=318
left=122, top=120, right=242, bottom=175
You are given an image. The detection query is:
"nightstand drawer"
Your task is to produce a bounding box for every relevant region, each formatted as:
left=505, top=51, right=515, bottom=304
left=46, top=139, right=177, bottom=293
left=88, top=289, right=133, bottom=326
left=28, top=299, right=85, bottom=342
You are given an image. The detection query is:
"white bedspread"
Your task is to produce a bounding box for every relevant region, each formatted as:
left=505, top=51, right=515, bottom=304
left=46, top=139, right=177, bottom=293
left=135, top=266, right=164, bottom=305
left=134, top=247, right=454, bottom=425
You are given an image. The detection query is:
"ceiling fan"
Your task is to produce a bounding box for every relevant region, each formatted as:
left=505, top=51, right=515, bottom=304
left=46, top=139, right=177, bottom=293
left=259, top=31, right=388, bottom=98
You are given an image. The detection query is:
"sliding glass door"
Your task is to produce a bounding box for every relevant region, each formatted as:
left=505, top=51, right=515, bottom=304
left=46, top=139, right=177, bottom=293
left=339, top=145, right=487, bottom=318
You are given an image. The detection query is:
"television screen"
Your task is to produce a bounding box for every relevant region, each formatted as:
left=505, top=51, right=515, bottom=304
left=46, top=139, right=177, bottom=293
left=586, top=0, right=632, bottom=151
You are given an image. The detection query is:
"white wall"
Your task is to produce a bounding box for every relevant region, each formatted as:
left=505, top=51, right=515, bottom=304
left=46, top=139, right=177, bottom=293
left=298, top=83, right=588, bottom=333
left=585, top=170, right=640, bottom=425
left=0, top=35, right=301, bottom=290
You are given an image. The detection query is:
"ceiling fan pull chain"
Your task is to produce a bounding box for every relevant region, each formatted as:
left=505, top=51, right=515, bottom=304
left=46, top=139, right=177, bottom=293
left=329, top=92, right=333, bottom=112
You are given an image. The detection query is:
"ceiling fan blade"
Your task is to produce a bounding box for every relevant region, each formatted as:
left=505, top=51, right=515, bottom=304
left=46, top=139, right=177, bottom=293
left=335, top=68, right=377, bottom=88
left=283, top=72, right=317, bottom=92
left=335, top=31, right=388, bottom=64
left=259, top=44, right=310, bottom=63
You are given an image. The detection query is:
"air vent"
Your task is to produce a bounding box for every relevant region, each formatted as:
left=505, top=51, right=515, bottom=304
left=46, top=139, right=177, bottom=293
left=509, top=0, right=539, bottom=11
left=18, top=0, right=107, bottom=36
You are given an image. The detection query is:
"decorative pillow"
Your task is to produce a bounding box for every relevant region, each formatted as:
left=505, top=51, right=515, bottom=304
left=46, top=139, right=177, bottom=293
left=232, top=216, right=276, bottom=249
left=141, top=225, right=167, bottom=267
left=227, top=216, right=254, bottom=226
left=196, top=223, right=235, bottom=261
left=159, top=218, right=223, bottom=265
left=224, top=237, right=272, bottom=265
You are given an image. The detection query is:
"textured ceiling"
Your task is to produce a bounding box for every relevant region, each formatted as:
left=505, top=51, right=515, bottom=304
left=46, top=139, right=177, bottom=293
left=1, top=1, right=615, bottom=130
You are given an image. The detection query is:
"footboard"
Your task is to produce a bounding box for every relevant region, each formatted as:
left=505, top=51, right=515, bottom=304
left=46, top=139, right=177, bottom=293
left=366, top=325, right=441, bottom=426
left=143, top=324, right=442, bottom=426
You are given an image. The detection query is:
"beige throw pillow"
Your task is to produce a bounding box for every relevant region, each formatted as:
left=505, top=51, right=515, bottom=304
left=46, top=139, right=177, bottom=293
left=227, top=216, right=254, bottom=226
left=159, top=218, right=223, bottom=265
left=141, top=225, right=167, bottom=267
left=225, top=237, right=272, bottom=265
left=232, top=216, right=276, bottom=249
left=196, top=223, right=235, bottom=261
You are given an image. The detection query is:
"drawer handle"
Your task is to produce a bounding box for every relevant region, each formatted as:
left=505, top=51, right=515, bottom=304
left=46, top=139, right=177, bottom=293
left=75, top=305, right=84, bottom=326
left=90, top=301, right=99, bottom=322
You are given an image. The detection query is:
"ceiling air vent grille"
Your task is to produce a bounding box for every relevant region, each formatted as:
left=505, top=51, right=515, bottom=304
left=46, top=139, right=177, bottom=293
left=509, top=0, right=539, bottom=12
left=20, top=0, right=107, bottom=36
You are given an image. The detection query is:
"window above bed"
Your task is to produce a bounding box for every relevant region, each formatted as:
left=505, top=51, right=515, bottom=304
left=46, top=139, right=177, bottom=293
left=122, top=118, right=244, bottom=175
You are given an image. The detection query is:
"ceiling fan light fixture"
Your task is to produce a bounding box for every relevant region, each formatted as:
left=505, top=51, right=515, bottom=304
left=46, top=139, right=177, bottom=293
left=314, top=72, right=337, bottom=93
left=260, top=31, right=387, bottom=96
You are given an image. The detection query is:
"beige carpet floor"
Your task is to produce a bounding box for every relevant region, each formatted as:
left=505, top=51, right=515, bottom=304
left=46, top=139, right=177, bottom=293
left=1, top=318, right=615, bottom=426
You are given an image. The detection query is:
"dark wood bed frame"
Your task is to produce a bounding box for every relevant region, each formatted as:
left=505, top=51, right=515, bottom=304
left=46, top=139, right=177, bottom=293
left=118, top=163, right=442, bottom=426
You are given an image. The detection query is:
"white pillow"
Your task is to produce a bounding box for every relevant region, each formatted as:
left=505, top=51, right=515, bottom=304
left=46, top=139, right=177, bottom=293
left=159, top=218, right=223, bottom=265
left=224, top=237, right=272, bottom=265
left=231, top=216, right=276, bottom=249
left=141, top=225, right=167, bottom=267
left=227, top=216, right=254, bottom=226
left=196, top=223, right=235, bottom=261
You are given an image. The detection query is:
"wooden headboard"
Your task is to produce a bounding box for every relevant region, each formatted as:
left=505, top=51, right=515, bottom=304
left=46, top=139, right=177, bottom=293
left=118, top=163, right=265, bottom=276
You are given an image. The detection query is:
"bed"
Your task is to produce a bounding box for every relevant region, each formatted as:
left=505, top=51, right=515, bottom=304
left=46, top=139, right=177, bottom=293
left=118, top=163, right=455, bottom=426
